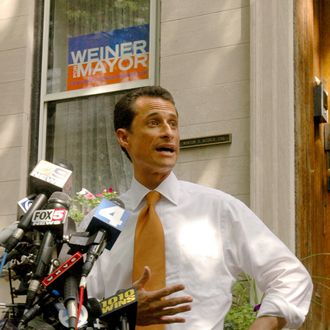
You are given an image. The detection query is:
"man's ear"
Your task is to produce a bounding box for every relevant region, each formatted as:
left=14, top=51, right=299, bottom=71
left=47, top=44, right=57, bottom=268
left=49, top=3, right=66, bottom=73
left=116, top=128, right=129, bottom=148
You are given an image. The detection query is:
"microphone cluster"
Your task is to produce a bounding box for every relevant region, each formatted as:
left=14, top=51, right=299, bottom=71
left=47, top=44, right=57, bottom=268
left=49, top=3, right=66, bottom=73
left=0, top=160, right=135, bottom=330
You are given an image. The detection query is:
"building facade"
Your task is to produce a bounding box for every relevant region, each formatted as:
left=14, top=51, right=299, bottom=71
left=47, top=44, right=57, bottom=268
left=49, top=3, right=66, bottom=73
left=0, top=0, right=327, bottom=328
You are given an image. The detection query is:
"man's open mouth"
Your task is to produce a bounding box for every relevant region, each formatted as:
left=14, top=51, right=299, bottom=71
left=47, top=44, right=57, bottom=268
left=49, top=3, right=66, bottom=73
left=156, top=146, right=175, bottom=153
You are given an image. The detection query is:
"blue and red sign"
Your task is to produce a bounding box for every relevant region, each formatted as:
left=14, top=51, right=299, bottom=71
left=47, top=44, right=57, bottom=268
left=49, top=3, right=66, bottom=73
left=67, top=24, right=149, bottom=90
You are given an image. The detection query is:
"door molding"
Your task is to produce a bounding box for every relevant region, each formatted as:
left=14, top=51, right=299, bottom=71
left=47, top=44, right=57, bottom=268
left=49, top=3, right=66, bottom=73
left=250, top=0, right=295, bottom=250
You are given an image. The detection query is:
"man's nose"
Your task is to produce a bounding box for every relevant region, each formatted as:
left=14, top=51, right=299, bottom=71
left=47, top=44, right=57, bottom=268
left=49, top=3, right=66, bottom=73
left=161, top=122, right=175, bottom=136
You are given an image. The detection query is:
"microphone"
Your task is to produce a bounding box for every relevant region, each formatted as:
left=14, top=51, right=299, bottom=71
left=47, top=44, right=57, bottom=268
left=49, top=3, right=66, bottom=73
left=17, top=193, right=36, bottom=220
left=41, top=243, right=87, bottom=329
left=86, top=198, right=129, bottom=251
left=62, top=198, right=128, bottom=329
left=41, top=250, right=84, bottom=293
left=89, top=287, right=138, bottom=329
left=63, top=274, right=80, bottom=329
left=4, top=160, right=73, bottom=254
left=24, top=192, right=72, bottom=309
left=31, top=191, right=76, bottom=240
left=17, top=292, right=59, bottom=329
left=4, top=193, right=48, bottom=253
left=0, top=222, right=18, bottom=247
left=80, top=198, right=130, bottom=279
left=30, top=159, right=73, bottom=196
left=24, top=230, right=56, bottom=309
left=62, top=198, right=129, bottom=329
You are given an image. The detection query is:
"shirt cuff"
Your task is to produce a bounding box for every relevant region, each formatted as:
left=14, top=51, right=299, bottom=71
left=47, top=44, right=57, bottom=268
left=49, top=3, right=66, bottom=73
left=257, top=294, right=308, bottom=329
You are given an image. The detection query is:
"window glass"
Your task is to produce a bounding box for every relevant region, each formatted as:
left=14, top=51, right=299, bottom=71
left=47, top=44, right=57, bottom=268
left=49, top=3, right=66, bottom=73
left=43, top=0, right=153, bottom=195
left=47, top=0, right=150, bottom=93
left=46, top=93, right=132, bottom=195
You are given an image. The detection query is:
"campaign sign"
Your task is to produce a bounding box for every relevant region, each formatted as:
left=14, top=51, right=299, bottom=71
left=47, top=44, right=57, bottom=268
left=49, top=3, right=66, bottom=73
left=67, top=24, right=149, bottom=90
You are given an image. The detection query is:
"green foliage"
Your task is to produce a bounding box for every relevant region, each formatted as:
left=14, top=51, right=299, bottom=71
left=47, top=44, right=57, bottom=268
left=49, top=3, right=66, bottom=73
left=224, top=303, right=256, bottom=330
left=224, top=274, right=259, bottom=330
left=69, top=189, right=118, bottom=223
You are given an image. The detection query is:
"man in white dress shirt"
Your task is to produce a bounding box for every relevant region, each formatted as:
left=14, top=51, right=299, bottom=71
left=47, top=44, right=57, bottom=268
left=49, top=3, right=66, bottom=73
left=87, top=86, right=313, bottom=329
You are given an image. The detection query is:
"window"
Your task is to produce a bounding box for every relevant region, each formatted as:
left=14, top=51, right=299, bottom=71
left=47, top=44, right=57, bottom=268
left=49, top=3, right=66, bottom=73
left=39, top=0, right=158, bottom=194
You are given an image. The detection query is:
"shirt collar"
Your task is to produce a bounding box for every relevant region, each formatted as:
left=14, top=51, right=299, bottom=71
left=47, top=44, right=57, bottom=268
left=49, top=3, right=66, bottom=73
left=124, top=172, right=180, bottom=211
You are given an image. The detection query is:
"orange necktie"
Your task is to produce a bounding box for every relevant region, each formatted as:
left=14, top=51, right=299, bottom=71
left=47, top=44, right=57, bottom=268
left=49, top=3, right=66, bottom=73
left=133, top=191, right=166, bottom=330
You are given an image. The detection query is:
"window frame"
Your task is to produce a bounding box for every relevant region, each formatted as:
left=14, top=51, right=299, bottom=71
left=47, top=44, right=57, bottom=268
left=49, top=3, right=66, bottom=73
left=38, top=0, right=159, bottom=160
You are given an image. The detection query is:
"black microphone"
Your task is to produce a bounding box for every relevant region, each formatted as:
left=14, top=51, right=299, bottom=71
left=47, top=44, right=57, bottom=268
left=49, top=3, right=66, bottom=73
left=31, top=191, right=76, bottom=240
left=4, top=160, right=73, bottom=254
left=89, top=288, right=138, bottom=330
left=41, top=243, right=86, bottom=329
left=4, top=193, right=48, bottom=253
left=24, top=231, right=56, bottom=309
left=86, top=297, right=103, bottom=324
left=41, top=245, right=84, bottom=302
left=80, top=230, right=107, bottom=280
left=24, top=192, right=72, bottom=309
left=80, top=198, right=129, bottom=280
left=17, top=292, right=59, bottom=329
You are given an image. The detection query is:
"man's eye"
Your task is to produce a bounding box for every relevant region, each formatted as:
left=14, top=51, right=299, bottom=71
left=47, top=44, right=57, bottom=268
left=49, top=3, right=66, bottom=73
left=169, top=121, right=178, bottom=128
left=148, top=120, right=159, bottom=126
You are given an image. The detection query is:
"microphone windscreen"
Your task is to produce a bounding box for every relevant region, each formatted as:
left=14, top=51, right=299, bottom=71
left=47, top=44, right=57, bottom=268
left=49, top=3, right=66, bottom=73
left=0, top=222, right=18, bottom=247
left=47, top=191, right=71, bottom=209
left=86, top=297, right=103, bottom=319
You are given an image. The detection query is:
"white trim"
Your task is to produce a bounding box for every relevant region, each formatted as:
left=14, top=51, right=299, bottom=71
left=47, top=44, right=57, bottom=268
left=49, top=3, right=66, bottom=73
left=250, top=0, right=295, bottom=250
left=43, top=78, right=156, bottom=102
left=38, top=103, right=48, bottom=161
left=148, top=0, right=158, bottom=86
left=153, top=0, right=161, bottom=85
left=38, top=0, right=51, bottom=161
left=21, top=0, right=37, bottom=194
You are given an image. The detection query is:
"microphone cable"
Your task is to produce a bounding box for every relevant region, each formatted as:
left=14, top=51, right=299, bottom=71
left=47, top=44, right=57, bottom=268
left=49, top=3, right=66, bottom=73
left=75, top=284, right=85, bottom=330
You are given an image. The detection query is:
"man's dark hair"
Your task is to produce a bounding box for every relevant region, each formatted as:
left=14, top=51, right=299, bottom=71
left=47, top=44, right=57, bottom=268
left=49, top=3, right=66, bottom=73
left=114, top=86, right=176, bottom=160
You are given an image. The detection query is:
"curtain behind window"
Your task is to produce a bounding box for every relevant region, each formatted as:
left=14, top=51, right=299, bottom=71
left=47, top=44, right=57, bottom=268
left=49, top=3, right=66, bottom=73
left=46, top=93, right=132, bottom=195
left=45, top=0, right=150, bottom=194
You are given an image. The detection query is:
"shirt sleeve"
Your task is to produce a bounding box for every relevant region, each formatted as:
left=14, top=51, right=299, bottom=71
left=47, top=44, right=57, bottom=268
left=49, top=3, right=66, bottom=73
left=223, top=198, right=313, bottom=329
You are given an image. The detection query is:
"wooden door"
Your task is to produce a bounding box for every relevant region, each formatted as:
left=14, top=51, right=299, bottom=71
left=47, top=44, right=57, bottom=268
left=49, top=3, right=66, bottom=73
left=295, top=0, right=330, bottom=328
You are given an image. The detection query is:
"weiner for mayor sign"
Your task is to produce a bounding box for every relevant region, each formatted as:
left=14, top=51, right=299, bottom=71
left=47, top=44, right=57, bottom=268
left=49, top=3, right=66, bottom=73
left=67, top=24, right=149, bottom=90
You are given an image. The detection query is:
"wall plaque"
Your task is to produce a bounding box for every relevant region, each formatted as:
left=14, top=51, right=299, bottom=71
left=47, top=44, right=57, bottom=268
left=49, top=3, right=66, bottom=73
left=180, top=134, right=232, bottom=149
